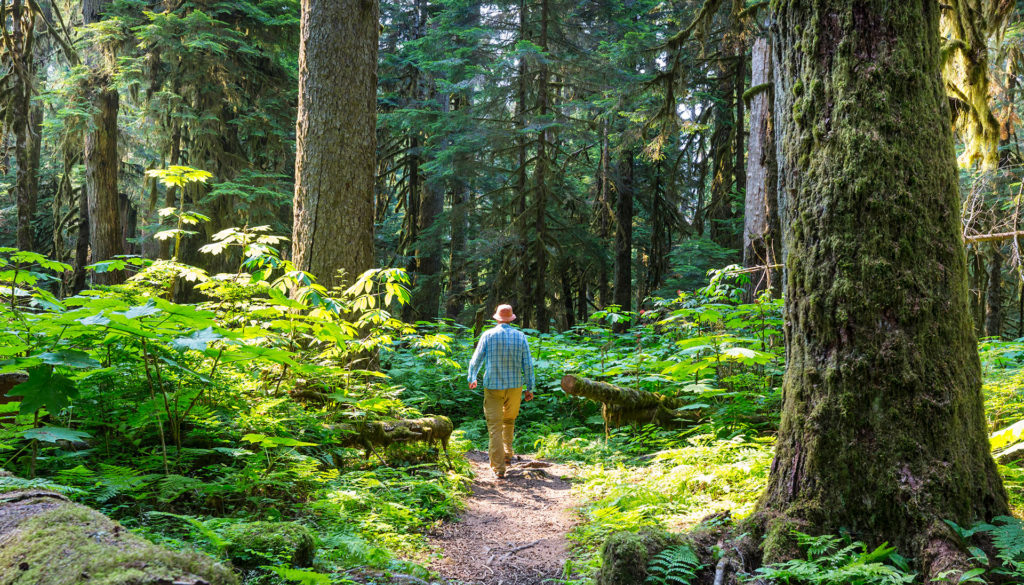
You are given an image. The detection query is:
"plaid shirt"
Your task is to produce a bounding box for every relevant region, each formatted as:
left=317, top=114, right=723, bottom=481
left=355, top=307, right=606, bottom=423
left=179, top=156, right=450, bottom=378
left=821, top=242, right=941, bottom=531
left=467, top=324, right=535, bottom=391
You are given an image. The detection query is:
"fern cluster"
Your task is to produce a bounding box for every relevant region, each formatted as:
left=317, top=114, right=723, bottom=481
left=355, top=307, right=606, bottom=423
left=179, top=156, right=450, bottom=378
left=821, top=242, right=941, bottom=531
left=646, top=544, right=702, bottom=585
left=754, top=532, right=915, bottom=585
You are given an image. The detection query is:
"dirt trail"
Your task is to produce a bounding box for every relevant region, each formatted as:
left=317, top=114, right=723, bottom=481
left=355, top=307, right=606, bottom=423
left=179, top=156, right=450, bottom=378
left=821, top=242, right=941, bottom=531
left=429, top=450, right=578, bottom=585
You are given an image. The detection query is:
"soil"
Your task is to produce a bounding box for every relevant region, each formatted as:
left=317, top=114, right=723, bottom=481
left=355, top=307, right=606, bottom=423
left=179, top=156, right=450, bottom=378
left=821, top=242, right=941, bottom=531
left=428, top=450, right=578, bottom=585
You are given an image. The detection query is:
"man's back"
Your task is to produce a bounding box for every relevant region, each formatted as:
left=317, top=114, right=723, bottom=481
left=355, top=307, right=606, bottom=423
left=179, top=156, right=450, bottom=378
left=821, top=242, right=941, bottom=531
left=468, top=323, right=534, bottom=391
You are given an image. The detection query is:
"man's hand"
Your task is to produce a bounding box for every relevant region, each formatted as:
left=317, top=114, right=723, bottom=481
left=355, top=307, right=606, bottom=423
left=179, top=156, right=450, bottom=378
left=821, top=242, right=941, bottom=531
left=524, top=390, right=534, bottom=402
left=469, top=381, right=477, bottom=390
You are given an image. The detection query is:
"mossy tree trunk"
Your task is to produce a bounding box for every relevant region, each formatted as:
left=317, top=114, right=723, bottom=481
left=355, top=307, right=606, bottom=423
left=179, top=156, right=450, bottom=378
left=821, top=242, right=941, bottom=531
left=757, top=1, right=1008, bottom=576
left=83, top=0, right=125, bottom=285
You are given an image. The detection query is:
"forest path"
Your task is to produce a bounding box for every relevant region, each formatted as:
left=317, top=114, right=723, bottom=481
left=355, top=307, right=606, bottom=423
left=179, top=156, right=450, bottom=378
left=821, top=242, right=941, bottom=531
left=428, top=450, right=578, bottom=585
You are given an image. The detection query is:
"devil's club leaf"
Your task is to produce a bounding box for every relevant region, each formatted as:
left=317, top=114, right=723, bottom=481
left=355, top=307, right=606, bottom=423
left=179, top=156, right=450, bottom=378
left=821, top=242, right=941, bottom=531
left=38, top=350, right=101, bottom=369
left=22, top=426, right=92, bottom=444
left=8, top=365, right=79, bottom=415
left=171, top=327, right=223, bottom=352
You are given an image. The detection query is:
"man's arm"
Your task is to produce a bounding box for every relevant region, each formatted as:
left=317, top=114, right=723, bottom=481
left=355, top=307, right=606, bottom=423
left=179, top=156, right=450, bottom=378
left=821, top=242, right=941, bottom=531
left=467, top=332, right=488, bottom=388
left=522, top=337, right=535, bottom=396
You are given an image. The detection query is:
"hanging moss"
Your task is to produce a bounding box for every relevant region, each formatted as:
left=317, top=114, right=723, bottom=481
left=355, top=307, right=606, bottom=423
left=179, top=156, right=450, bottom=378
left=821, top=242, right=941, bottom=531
left=221, top=521, right=316, bottom=569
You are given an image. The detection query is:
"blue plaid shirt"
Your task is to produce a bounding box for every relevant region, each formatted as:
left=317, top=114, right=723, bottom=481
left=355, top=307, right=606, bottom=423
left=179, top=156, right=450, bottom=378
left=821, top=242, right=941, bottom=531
left=467, top=324, right=535, bottom=391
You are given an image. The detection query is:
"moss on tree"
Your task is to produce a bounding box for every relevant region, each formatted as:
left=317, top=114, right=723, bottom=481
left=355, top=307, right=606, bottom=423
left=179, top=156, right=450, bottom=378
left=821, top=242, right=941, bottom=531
left=758, top=0, right=1008, bottom=577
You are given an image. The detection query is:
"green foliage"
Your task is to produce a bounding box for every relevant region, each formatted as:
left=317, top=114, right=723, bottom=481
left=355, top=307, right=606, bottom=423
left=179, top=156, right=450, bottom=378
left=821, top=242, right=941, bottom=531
left=754, top=532, right=915, bottom=585
left=645, top=544, right=702, bottom=585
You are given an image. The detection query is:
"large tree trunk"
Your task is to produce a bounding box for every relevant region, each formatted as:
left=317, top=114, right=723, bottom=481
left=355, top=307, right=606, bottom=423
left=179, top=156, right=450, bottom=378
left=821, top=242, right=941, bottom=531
left=743, top=37, right=780, bottom=300
left=292, top=0, right=378, bottom=289
left=757, top=1, right=1008, bottom=574
left=0, top=471, right=237, bottom=584
left=82, top=0, right=125, bottom=285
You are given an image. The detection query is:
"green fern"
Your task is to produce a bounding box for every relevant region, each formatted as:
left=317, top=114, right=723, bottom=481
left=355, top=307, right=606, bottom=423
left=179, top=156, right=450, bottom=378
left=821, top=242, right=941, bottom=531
left=646, top=544, right=702, bottom=585
left=756, top=531, right=915, bottom=585
left=975, top=515, right=1024, bottom=572
left=0, top=475, right=84, bottom=496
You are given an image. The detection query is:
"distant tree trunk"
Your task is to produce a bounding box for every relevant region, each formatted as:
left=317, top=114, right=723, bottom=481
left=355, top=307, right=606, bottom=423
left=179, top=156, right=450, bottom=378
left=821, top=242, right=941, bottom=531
left=12, top=0, right=39, bottom=252
left=646, top=160, right=670, bottom=298
left=613, top=149, right=633, bottom=328
left=446, top=178, right=469, bottom=319
left=82, top=0, right=124, bottom=284
left=73, top=186, right=90, bottom=293
left=986, top=245, right=1003, bottom=338
left=412, top=176, right=444, bottom=320
left=513, top=0, right=531, bottom=328
left=158, top=121, right=182, bottom=259
left=532, top=0, right=551, bottom=333
left=743, top=37, right=780, bottom=299
left=596, top=123, right=612, bottom=307
left=292, top=0, right=378, bottom=288
left=707, top=53, right=742, bottom=250
left=756, top=1, right=1007, bottom=574
left=119, top=193, right=138, bottom=255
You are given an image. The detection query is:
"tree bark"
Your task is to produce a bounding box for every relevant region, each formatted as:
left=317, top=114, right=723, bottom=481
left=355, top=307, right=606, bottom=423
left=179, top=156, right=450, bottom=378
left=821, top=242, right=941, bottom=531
left=757, top=1, right=1008, bottom=573
left=613, top=149, right=633, bottom=324
left=0, top=471, right=237, bottom=584
left=743, top=37, right=780, bottom=300
left=985, top=245, right=1003, bottom=338
left=595, top=122, right=612, bottom=307
left=82, top=0, right=124, bottom=284
left=11, top=0, right=39, bottom=252
left=532, top=0, right=551, bottom=333
left=292, top=0, right=378, bottom=289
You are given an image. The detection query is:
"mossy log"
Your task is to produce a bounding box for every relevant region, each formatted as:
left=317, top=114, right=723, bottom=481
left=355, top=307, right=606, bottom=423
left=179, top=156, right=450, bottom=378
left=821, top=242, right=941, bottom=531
left=560, top=375, right=701, bottom=428
left=330, top=416, right=454, bottom=466
left=0, top=470, right=237, bottom=585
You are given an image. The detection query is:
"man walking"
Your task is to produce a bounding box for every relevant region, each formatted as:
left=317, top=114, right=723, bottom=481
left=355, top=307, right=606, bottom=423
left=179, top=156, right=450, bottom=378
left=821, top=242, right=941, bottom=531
left=467, top=304, right=535, bottom=479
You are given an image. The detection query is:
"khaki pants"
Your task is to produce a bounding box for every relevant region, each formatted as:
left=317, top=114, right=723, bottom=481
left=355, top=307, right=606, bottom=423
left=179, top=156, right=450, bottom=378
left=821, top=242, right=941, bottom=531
left=483, top=387, right=522, bottom=475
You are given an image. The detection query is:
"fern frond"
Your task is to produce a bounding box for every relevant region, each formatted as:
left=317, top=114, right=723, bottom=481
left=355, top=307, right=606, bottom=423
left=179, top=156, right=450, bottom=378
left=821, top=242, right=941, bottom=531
left=646, top=544, right=702, bottom=585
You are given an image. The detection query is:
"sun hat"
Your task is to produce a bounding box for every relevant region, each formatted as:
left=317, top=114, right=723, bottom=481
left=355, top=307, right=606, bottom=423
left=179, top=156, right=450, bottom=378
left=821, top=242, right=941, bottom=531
left=493, top=304, right=516, bottom=322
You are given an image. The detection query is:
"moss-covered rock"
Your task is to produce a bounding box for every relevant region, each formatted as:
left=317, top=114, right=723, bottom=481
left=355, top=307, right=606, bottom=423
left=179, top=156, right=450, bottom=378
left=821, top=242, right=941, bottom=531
left=0, top=502, right=237, bottom=585
left=596, top=527, right=676, bottom=585
left=221, top=521, right=316, bottom=569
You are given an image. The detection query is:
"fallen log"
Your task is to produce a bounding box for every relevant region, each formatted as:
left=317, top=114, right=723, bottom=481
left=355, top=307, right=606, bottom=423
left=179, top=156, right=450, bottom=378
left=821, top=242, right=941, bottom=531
left=330, top=416, right=454, bottom=467
left=561, top=375, right=702, bottom=429
left=0, top=470, right=237, bottom=585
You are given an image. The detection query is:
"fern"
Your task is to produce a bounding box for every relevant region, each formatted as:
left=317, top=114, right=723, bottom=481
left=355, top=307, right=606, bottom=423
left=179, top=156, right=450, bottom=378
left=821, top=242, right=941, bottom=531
left=147, top=511, right=230, bottom=553
left=756, top=531, right=915, bottom=585
left=646, top=544, right=702, bottom=585
left=0, top=475, right=84, bottom=496
left=976, top=516, right=1024, bottom=572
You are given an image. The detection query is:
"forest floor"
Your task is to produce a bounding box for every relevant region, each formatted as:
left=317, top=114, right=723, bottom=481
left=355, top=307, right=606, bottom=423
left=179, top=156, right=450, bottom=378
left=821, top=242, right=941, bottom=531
left=428, top=450, right=578, bottom=585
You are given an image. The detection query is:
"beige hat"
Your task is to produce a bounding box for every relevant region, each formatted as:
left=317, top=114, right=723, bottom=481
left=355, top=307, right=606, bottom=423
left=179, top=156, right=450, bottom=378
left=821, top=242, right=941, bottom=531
left=493, top=304, right=516, bottom=322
